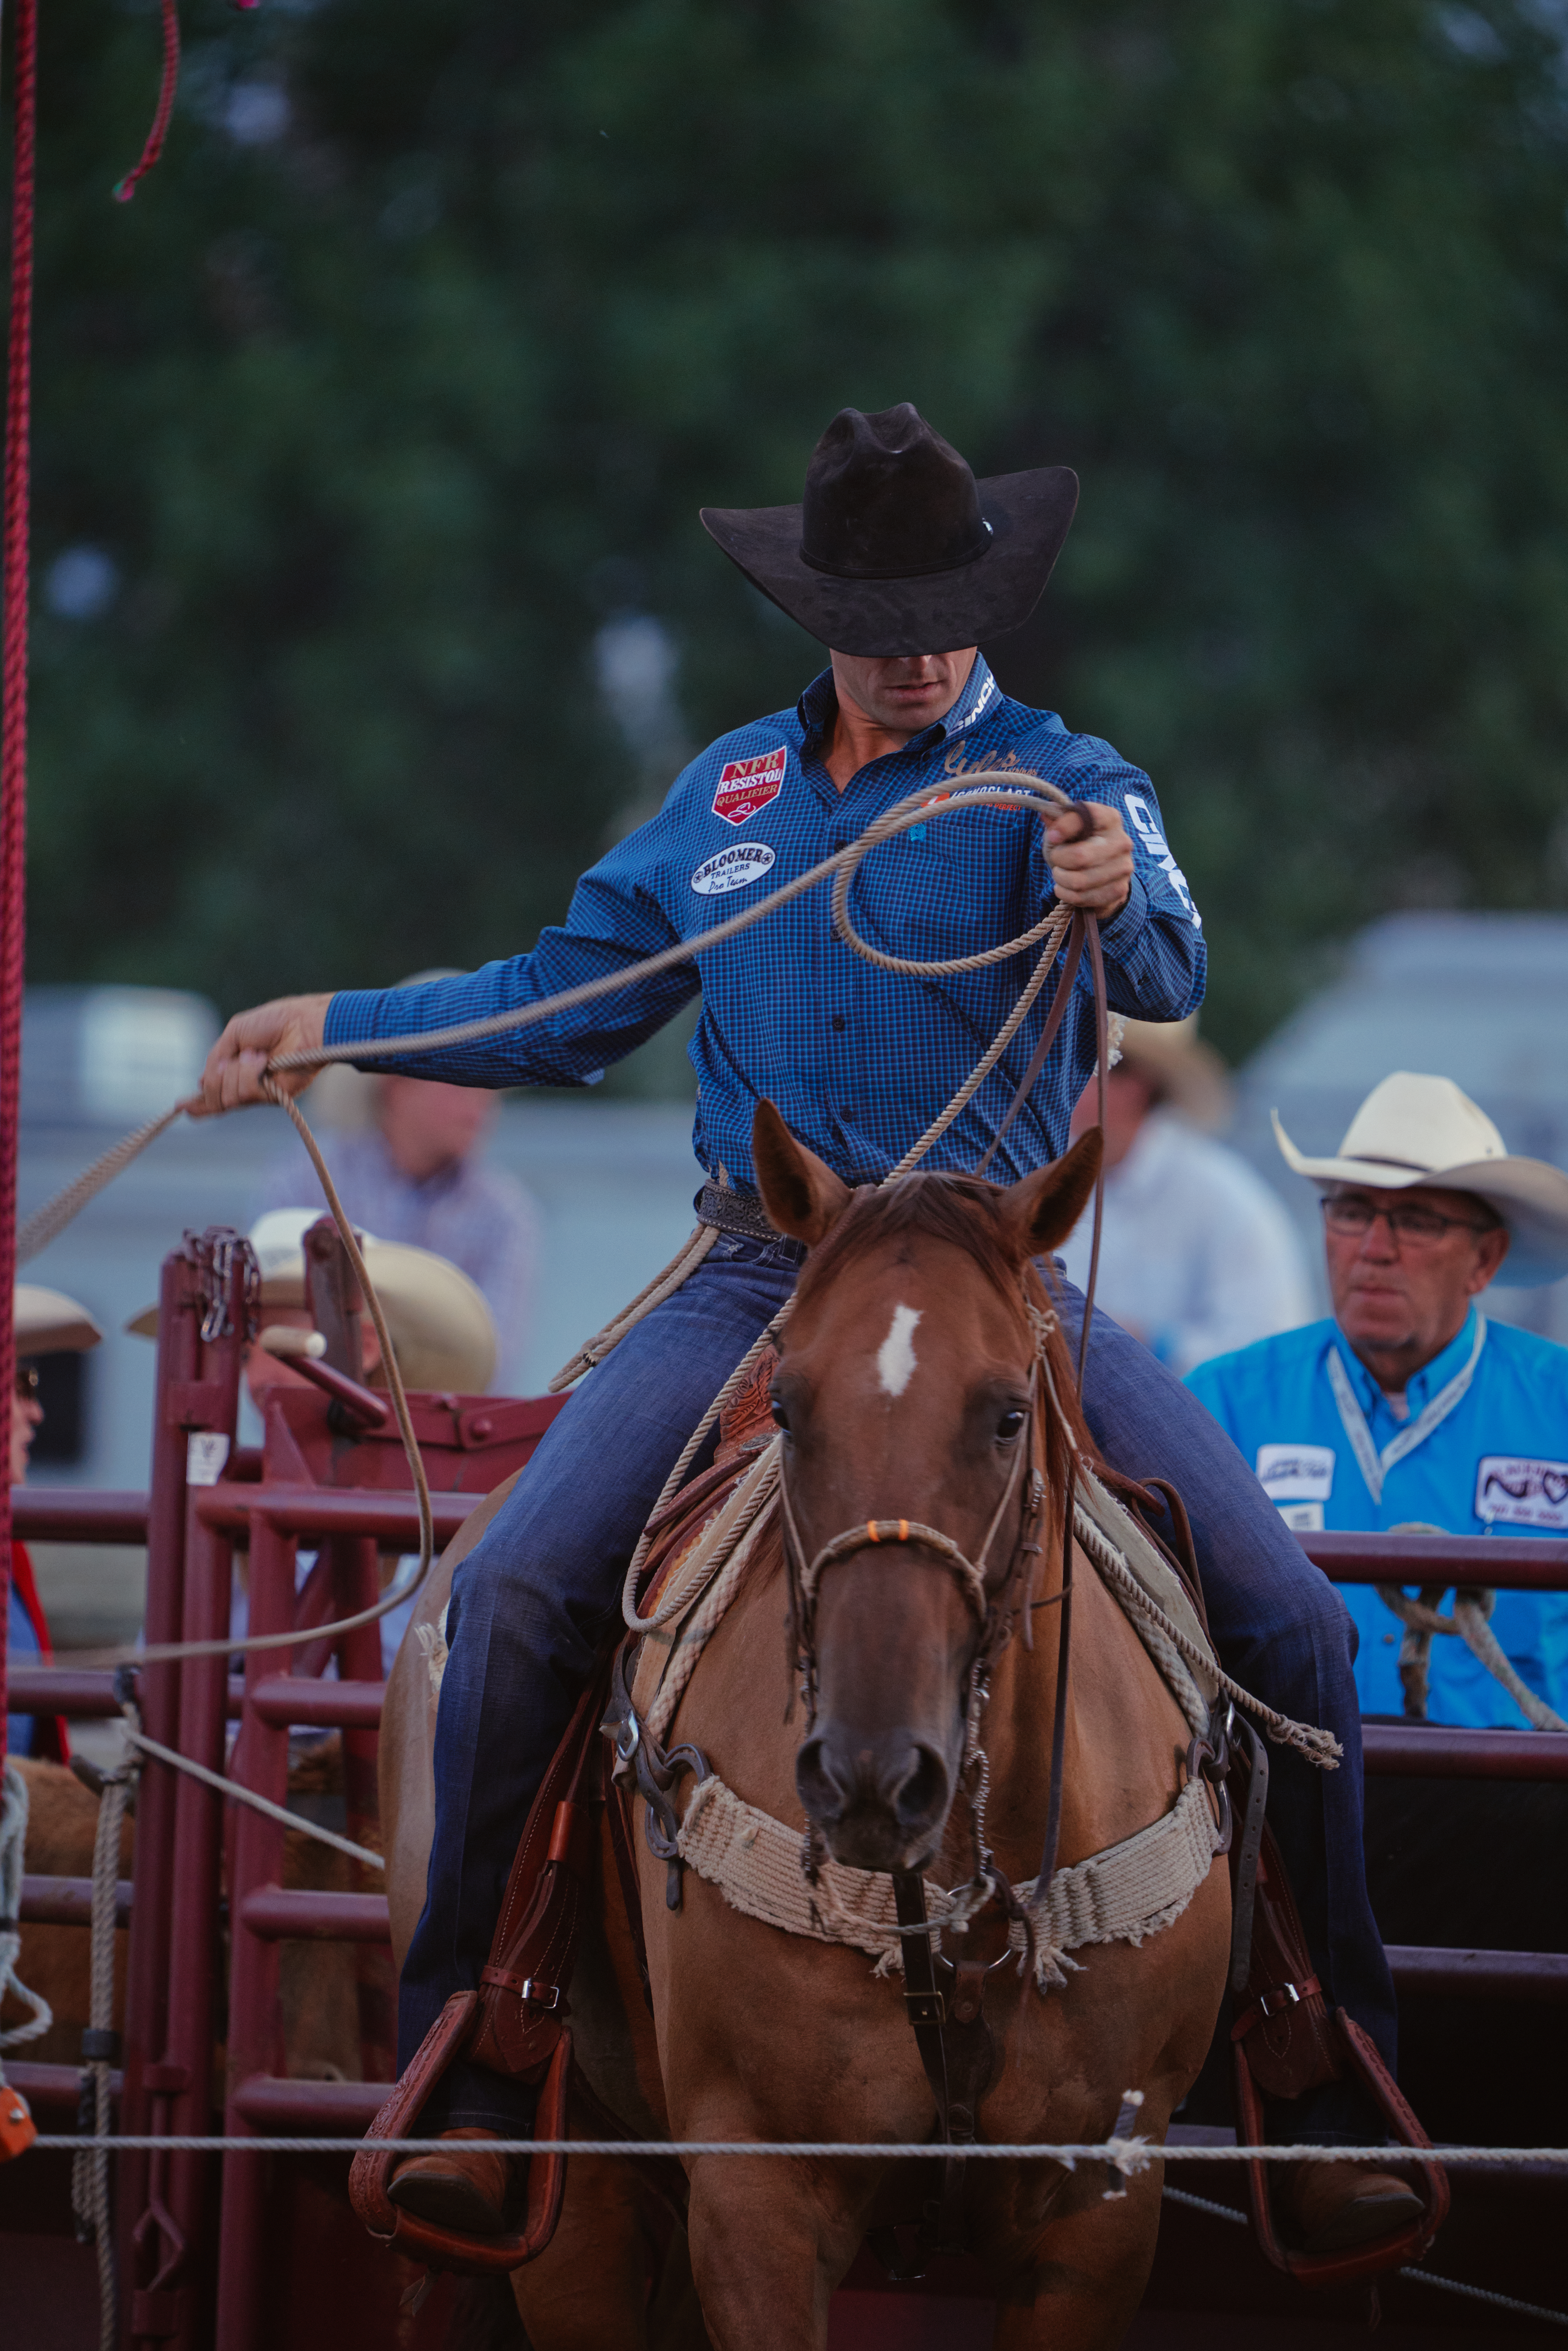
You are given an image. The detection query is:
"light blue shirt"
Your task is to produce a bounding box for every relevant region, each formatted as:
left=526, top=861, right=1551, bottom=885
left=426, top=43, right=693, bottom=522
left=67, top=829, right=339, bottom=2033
left=1186, top=1308, right=1568, bottom=1728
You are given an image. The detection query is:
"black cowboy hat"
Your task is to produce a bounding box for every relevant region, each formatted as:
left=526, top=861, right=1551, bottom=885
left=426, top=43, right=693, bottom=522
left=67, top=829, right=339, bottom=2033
left=700, top=404, right=1078, bottom=659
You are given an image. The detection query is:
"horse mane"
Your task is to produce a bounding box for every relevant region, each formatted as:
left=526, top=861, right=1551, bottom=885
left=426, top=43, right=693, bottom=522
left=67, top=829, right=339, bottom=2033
left=792, top=1171, right=1100, bottom=1558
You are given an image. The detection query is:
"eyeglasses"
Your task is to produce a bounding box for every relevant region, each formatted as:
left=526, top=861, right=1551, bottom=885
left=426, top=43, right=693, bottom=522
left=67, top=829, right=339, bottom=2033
left=13, top=1364, right=39, bottom=1401
left=1321, top=1195, right=1495, bottom=1249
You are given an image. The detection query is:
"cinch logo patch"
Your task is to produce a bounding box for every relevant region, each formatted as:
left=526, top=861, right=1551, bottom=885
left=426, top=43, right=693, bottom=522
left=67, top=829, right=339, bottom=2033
left=713, top=746, right=787, bottom=825
left=1475, top=1455, right=1568, bottom=1530
left=947, top=672, right=997, bottom=734
left=690, top=841, right=776, bottom=897
left=1255, top=1442, right=1335, bottom=1503
left=1124, top=792, right=1202, bottom=930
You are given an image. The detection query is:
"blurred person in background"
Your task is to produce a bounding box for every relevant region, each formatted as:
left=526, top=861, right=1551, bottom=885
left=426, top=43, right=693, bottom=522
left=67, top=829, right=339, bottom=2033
left=257, top=972, right=539, bottom=1394
left=1187, top=1074, right=1568, bottom=1728
left=6, top=1286, right=102, bottom=1759
left=1057, top=1015, right=1312, bottom=1374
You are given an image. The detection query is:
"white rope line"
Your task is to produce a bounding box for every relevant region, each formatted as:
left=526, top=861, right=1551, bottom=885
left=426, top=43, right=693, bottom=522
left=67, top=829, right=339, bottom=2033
left=26, top=2135, right=1568, bottom=2165
left=1161, top=2186, right=1568, bottom=2329
left=0, top=1758, right=52, bottom=2052
left=124, top=1726, right=385, bottom=1872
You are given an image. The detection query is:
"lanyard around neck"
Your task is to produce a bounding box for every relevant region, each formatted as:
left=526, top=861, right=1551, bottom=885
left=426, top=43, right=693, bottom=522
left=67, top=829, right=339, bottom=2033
left=1325, top=1316, right=1487, bottom=1509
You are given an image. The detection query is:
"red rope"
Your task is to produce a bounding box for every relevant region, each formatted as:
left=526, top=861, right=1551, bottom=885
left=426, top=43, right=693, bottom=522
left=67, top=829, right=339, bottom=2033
left=0, top=0, right=37, bottom=1757
left=113, top=0, right=180, bottom=205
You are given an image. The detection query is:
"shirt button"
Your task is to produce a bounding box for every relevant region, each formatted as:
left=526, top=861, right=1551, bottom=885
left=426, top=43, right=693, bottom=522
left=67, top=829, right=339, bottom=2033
left=832, top=1015, right=847, bottom=1033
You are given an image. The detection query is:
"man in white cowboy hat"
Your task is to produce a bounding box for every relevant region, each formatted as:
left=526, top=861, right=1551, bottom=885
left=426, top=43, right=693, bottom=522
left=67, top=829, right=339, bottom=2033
left=1187, top=1073, right=1568, bottom=1728
left=7, top=1284, right=102, bottom=1759
left=1058, top=1016, right=1312, bottom=1373
left=200, top=404, right=1416, bottom=2251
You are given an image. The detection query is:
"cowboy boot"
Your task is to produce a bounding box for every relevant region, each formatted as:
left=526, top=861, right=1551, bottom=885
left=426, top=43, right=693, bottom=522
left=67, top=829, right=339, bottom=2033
left=1281, top=2158, right=1423, bottom=2252
left=386, top=2128, right=513, bottom=2236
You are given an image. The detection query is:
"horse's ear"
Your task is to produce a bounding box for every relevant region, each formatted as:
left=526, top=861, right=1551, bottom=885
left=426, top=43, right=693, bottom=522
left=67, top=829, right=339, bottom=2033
left=1000, top=1127, right=1104, bottom=1258
left=752, top=1100, right=853, bottom=1247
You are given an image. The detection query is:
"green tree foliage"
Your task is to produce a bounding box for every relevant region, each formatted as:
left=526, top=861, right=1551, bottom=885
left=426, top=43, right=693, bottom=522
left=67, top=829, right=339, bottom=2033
left=18, top=0, right=1568, bottom=1068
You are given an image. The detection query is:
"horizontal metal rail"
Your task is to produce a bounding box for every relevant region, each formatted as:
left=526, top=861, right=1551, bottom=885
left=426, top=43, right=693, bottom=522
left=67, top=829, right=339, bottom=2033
left=1387, top=1947, right=1568, bottom=2001
left=232, top=2074, right=386, bottom=2132
left=20, top=1872, right=133, bottom=1927
left=12, top=1486, right=151, bottom=1543
left=8, top=1667, right=388, bottom=1722
left=248, top=1675, right=386, bottom=1730
left=1304, top=1530, right=1568, bottom=1589
left=5, top=2058, right=123, bottom=2113
left=1360, top=1723, right=1568, bottom=1777
left=238, top=1887, right=389, bottom=1943
left=195, top=1480, right=484, bottom=1544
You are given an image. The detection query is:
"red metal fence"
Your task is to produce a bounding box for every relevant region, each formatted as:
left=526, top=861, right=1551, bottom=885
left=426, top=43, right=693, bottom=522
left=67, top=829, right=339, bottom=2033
left=7, top=1225, right=1568, bottom=2342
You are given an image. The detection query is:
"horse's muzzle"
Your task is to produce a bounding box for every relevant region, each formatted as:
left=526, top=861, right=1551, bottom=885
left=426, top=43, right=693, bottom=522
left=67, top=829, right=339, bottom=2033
left=795, top=1724, right=954, bottom=1871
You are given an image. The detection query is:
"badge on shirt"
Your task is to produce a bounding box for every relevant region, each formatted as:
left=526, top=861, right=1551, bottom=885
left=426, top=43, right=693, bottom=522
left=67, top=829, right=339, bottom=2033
left=1255, top=1442, right=1336, bottom=1504
left=712, top=746, right=787, bottom=825
left=1475, top=1454, right=1568, bottom=1531
left=690, top=841, right=776, bottom=896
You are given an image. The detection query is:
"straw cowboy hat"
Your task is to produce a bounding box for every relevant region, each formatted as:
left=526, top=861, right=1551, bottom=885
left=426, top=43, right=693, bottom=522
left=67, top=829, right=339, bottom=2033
left=128, top=1208, right=498, bottom=1393
left=15, top=1284, right=102, bottom=1356
left=1115, top=1015, right=1232, bottom=1133
left=1273, top=1072, right=1568, bottom=1287
left=701, top=403, right=1079, bottom=657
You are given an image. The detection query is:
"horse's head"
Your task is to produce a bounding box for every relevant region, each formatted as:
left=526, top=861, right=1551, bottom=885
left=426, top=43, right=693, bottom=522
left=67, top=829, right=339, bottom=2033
left=753, top=1100, right=1101, bottom=1873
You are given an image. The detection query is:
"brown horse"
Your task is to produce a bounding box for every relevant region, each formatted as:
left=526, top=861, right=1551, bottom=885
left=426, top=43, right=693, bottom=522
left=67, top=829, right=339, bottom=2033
left=383, top=1104, right=1231, bottom=2347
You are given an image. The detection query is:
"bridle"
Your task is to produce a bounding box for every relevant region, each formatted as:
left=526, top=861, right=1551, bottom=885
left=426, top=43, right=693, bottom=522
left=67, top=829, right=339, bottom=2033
left=775, top=1300, right=1055, bottom=1762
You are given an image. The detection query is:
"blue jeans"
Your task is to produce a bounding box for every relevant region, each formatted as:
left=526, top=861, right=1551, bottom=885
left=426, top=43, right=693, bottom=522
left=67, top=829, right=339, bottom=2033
left=401, top=1236, right=1395, bottom=2142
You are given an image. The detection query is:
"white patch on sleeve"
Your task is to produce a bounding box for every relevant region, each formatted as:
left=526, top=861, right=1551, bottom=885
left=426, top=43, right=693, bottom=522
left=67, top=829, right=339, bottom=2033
left=876, top=1304, right=923, bottom=1398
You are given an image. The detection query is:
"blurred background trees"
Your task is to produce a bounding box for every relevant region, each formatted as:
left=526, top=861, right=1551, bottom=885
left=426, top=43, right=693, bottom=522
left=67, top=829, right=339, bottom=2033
left=17, top=0, right=1568, bottom=1075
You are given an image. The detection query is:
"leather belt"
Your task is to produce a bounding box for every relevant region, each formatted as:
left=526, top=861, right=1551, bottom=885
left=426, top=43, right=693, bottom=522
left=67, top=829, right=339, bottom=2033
left=695, top=1181, right=805, bottom=1263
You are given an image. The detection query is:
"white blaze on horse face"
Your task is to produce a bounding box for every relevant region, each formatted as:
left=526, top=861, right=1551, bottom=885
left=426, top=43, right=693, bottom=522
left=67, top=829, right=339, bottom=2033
left=876, top=1303, right=923, bottom=1399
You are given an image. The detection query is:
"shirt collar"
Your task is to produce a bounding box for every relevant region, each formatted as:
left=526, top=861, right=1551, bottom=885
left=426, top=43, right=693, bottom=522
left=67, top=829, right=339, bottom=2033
left=1331, top=1304, right=1483, bottom=1420
left=795, top=653, right=1002, bottom=764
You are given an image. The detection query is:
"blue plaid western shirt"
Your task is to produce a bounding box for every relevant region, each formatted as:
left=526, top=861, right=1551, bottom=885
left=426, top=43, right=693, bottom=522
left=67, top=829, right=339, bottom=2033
left=326, top=658, right=1205, bottom=1191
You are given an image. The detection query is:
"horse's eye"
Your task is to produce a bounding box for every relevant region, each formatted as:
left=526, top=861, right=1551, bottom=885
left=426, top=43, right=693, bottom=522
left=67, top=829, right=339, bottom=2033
left=997, top=1408, right=1027, bottom=1442
left=770, top=1397, right=792, bottom=1433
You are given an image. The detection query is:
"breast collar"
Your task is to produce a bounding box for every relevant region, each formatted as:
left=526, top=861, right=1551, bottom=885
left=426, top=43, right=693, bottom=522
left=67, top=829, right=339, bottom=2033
left=1325, top=1316, right=1488, bottom=1509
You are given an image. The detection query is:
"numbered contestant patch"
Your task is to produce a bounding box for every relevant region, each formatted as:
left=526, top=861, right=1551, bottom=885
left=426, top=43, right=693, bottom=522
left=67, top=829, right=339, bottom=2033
left=1475, top=1454, right=1568, bottom=1530
left=713, top=746, right=787, bottom=825
left=691, top=841, right=776, bottom=896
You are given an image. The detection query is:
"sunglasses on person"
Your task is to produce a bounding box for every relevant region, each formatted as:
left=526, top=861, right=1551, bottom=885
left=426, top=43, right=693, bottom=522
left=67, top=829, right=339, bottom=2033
left=13, top=1363, right=39, bottom=1400
left=1320, top=1193, right=1496, bottom=1249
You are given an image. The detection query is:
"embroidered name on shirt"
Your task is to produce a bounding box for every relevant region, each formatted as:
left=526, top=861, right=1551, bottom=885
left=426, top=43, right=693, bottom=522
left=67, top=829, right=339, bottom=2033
left=713, top=746, right=787, bottom=825
left=690, top=841, right=777, bottom=896
left=1124, top=792, right=1202, bottom=931
left=1475, top=1454, right=1568, bottom=1530
left=1255, top=1441, right=1335, bottom=1502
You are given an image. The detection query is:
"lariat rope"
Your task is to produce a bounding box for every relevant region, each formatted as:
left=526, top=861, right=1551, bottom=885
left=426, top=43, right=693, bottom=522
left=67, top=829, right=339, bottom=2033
left=16, top=773, right=1091, bottom=1674
left=1374, top=1525, right=1568, bottom=1733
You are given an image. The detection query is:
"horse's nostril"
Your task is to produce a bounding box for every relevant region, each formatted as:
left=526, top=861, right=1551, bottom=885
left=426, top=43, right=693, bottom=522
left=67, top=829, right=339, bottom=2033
left=795, top=1736, right=846, bottom=1823
left=892, top=1743, right=949, bottom=1831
